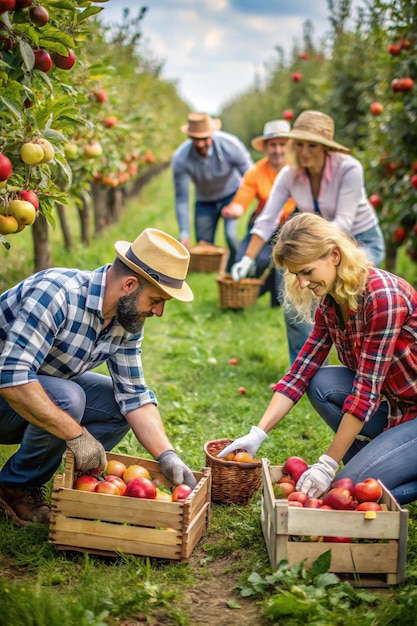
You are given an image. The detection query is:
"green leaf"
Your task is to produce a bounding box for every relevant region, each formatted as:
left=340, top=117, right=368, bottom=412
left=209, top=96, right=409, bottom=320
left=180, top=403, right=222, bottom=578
left=309, top=549, right=332, bottom=576
left=0, top=96, right=22, bottom=121
left=226, top=599, right=241, bottom=609
left=77, top=6, right=104, bottom=22
left=266, top=590, right=313, bottom=618
left=19, top=40, right=35, bottom=72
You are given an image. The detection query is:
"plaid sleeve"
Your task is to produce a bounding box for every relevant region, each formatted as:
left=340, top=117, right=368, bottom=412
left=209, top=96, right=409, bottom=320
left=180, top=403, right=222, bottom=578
left=343, top=275, right=410, bottom=422
left=0, top=278, right=68, bottom=387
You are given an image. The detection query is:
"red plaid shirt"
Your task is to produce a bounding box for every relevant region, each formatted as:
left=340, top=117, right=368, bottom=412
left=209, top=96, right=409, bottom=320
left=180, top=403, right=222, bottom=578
left=274, top=268, right=417, bottom=428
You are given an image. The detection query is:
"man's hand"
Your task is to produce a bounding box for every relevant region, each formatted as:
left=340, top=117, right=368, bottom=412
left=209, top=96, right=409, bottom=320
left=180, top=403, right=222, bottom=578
left=66, top=427, right=107, bottom=473
left=156, top=449, right=197, bottom=488
left=217, top=426, right=267, bottom=458
left=222, top=203, right=244, bottom=219
left=296, top=454, right=338, bottom=498
left=231, top=255, right=256, bottom=282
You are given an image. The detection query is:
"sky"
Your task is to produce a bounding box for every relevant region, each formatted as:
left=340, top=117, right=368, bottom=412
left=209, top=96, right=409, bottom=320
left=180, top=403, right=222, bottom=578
left=99, top=0, right=364, bottom=114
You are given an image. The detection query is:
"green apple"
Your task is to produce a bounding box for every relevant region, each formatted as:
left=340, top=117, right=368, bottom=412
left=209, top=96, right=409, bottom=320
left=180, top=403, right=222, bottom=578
left=83, top=141, right=103, bottom=159
left=38, top=138, right=55, bottom=163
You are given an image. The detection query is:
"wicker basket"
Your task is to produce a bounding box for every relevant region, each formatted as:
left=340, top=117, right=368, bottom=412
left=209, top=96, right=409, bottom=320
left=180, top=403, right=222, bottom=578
left=203, top=439, right=263, bottom=505
left=189, top=242, right=227, bottom=273
left=217, top=274, right=264, bottom=310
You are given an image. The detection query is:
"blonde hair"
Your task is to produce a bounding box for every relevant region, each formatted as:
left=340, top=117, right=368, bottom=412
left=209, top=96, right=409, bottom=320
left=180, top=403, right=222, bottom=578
left=285, top=139, right=329, bottom=170
left=273, top=213, right=373, bottom=321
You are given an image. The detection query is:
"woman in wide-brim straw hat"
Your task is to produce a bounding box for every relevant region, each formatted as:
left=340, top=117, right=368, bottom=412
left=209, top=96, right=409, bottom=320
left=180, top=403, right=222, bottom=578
left=231, top=109, right=386, bottom=365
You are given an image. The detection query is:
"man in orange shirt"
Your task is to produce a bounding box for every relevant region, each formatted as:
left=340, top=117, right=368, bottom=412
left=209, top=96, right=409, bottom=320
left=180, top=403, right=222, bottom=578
left=222, top=120, right=294, bottom=306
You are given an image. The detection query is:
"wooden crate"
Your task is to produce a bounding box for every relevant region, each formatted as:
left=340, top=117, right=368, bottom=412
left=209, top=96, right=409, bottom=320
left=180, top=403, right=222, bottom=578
left=48, top=451, right=211, bottom=561
left=261, top=459, right=409, bottom=586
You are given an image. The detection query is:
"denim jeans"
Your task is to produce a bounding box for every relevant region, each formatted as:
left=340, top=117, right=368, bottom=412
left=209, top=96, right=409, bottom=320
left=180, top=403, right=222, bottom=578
left=0, top=372, right=130, bottom=487
left=307, top=365, right=417, bottom=504
left=282, top=223, right=386, bottom=364
left=236, top=232, right=282, bottom=307
left=195, top=191, right=238, bottom=271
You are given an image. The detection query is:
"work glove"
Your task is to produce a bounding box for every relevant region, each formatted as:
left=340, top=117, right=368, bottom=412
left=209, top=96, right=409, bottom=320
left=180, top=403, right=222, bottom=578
left=217, top=426, right=267, bottom=459
left=231, top=255, right=256, bottom=282
left=156, top=449, right=197, bottom=489
left=66, top=427, right=107, bottom=474
left=296, top=454, right=338, bottom=498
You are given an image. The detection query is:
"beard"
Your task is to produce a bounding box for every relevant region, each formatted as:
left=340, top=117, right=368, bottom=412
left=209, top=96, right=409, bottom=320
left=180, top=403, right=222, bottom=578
left=116, top=288, right=146, bottom=334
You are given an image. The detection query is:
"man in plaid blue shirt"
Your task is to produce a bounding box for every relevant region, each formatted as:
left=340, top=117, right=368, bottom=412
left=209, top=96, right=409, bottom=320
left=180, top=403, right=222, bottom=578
left=0, top=228, right=196, bottom=526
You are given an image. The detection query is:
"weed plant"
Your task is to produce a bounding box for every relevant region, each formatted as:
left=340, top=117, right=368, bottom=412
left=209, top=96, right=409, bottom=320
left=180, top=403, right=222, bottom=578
left=0, top=169, right=417, bottom=625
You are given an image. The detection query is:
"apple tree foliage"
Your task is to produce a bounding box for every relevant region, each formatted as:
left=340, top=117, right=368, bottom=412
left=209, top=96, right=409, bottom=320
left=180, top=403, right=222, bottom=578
left=0, top=1, right=190, bottom=264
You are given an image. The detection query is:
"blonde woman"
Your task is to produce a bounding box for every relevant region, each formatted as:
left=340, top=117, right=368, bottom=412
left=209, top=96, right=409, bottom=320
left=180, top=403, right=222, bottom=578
left=220, top=213, right=417, bottom=505
left=231, top=110, right=385, bottom=363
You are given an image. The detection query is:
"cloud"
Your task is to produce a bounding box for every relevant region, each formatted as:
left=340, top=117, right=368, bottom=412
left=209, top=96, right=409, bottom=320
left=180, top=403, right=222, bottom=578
left=100, top=1, right=359, bottom=113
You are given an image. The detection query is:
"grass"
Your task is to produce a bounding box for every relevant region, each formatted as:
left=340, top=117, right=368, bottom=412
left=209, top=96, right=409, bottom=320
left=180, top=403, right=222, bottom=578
left=1, top=169, right=417, bottom=625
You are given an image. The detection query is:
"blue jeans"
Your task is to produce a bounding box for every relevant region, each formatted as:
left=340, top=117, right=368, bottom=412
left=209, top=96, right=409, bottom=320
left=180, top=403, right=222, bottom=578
left=0, top=372, right=130, bottom=487
left=195, top=192, right=238, bottom=271
left=283, top=223, right=386, bottom=364
left=236, top=231, right=283, bottom=307
left=307, top=366, right=417, bottom=504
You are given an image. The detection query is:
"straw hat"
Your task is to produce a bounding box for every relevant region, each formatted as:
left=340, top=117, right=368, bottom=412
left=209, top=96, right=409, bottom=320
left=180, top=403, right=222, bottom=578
left=286, top=110, right=350, bottom=153
left=251, top=120, right=291, bottom=152
left=181, top=112, right=222, bottom=138
left=114, top=228, right=194, bottom=302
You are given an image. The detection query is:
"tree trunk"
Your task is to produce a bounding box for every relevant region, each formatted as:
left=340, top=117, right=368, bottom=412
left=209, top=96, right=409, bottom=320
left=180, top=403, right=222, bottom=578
left=108, top=187, right=124, bottom=223
left=32, top=213, right=51, bottom=273
left=91, top=183, right=110, bottom=235
left=56, top=202, right=74, bottom=250
left=78, top=191, right=91, bottom=246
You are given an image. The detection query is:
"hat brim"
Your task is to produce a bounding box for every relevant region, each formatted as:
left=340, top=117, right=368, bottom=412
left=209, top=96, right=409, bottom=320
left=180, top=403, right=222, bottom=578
left=181, top=118, right=222, bottom=137
left=114, top=240, right=194, bottom=302
left=286, top=129, right=350, bottom=153
left=251, top=133, right=289, bottom=152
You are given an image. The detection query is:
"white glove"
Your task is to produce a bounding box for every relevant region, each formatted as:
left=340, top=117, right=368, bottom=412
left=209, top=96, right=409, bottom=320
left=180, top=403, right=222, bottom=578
left=217, top=426, right=267, bottom=458
left=156, top=449, right=197, bottom=488
left=296, top=454, right=338, bottom=498
left=231, top=255, right=256, bottom=282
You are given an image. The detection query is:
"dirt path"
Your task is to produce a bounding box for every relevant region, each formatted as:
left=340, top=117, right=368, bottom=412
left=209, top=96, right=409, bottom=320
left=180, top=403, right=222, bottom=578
left=184, top=552, right=267, bottom=626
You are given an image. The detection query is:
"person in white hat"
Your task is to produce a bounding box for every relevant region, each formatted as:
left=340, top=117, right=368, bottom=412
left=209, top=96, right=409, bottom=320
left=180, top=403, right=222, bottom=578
left=0, top=228, right=196, bottom=526
left=222, top=120, right=295, bottom=307
left=231, top=110, right=385, bottom=363
left=172, top=111, right=253, bottom=270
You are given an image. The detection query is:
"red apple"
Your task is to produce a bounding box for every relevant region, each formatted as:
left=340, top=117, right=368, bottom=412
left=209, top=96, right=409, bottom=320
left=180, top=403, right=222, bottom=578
left=105, top=475, right=127, bottom=496
left=172, top=484, right=193, bottom=501
left=298, top=52, right=309, bottom=60
left=355, top=501, right=382, bottom=511
left=387, top=43, right=402, bottom=56
left=95, top=89, right=107, bottom=103
left=18, top=189, right=39, bottom=210
left=73, top=475, right=100, bottom=492
left=287, top=491, right=308, bottom=505
left=331, top=477, right=356, bottom=495
left=95, top=481, right=120, bottom=495
left=29, top=5, right=49, bottom=26
left=369, top=194, right=382, bottom=209
left=0, top=153, right=12, bottom=181
left=104, top=115, right=118, bottom=128
left=323, top=536, right=352, bottom=543
left=291, top=72, right=302, bottom=82
left=229, top=358, right=238, bottom=365
left=33, top=49, right=52, bottom=72
left=282, top=456, right=309, bottom=483
left=0, top=0, right=15, bottom=13
left=238, top=386, right=246, bottom=395
left=411, top=174, right=417, bottom=190
left=53, top=48, right=76, bottom=70
left=370, top=101, right=384, bottom=116
left=15, top=0, right=33, bottom=7
left=322, top=487, right=354, bottom=510
left=288, top=500, right=304, bottom=507
left=353, top=478, right=383, bottom=503
left=275, top=481, right=295, bottom=497
left=124, top=477, right=156, bottom=499
left=320, top=504, right=334, bottom=510
left=282, top=109, right=294, bottom=121
left=304, top=497, right=323, bottom=508
left=393, top=227, right=407, bottom=244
